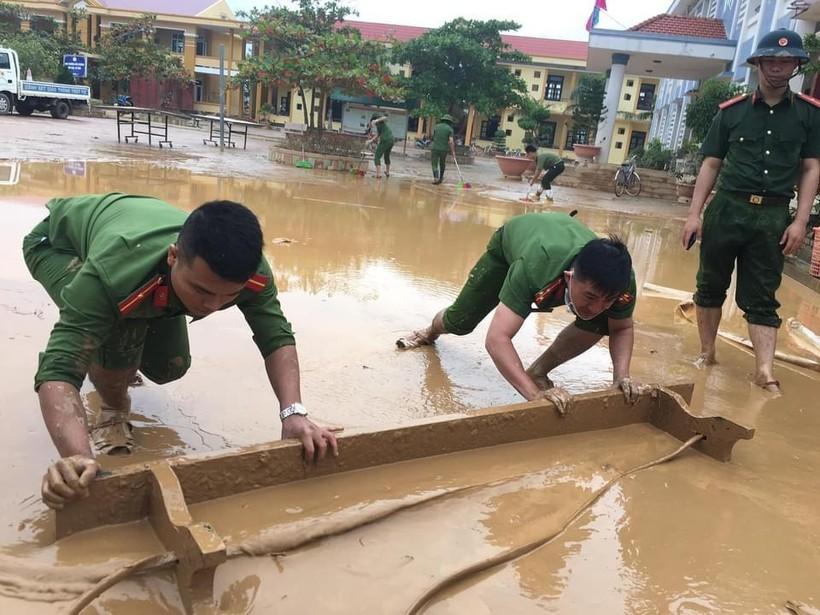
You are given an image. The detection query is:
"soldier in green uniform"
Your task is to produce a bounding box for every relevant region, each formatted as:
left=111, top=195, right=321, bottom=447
left=367, top=113, right=394, bottom=178
left=396, top=212, right=642, bottom=412
left=430, top=114, right=457, bottom=185
left=23, top=194, right=339, bottom=509
left=681, top=29, right=820, bottom=393
left=525, top=144, right=566, bottom=202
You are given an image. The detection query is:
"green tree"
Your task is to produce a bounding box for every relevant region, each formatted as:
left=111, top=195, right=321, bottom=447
left=493, top=128, right=507, bottom=152
left=516, top=97, right=551, bottom=145
left=685, top=78, right=745, bottom=143
left=570, top=73, right=605, bottom=144
left=393, top=18, right=528, bottom=131
left=803, top=32, right=820, bottom=78
left=92, top=15, right=188, bottom=96
left=237, top=0, right=403, bottom=129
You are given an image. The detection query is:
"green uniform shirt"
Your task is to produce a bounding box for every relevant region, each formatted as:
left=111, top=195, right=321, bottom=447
left=498, top=212, right=636, bottom=320
left=34, top=193, right=295, bottom=389
left=700, top=90, right=820, bottom=197
left=535, top=152, right=562, bottom=172
left=376, top=120, right=393, bottom=145
left=431, top=122, right=454, bottom=152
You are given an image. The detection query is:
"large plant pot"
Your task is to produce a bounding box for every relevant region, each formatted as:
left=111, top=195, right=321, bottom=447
left=676, top=182, right=695, bottom=201
left=572, top=144, right=601, bottom=165
left=495, top=155, right=534, bottom=178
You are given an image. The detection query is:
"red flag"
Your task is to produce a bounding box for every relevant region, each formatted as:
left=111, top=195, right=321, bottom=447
left=585, top=0, right=608, bottom=32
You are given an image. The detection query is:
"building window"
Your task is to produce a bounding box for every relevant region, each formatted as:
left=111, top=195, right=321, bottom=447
left=534, top=70, right=541, bottom=78
left=279, top=93, right=291, bottom=115
left=545, top=75, right=564, bottom=101
left=617, top=127, right=626, bottom=135
left=193, top=79, right=203, bottom=102
left=505, top=129, right=512, bottom=136
left=637, top=82, right=656, bottom=111
left=296, top=103, right=302, bottom=110
left=196, top=35, right=208, bottom=56
left=514, top=69, right=521, bottom=76
left=31, top=16, right=56, bottom=33
left=626, top=79, right=634, bottom=87
left=507, top=114, right=514, bottom=122
left=615, top=142, right=623, bottom=149
left=479, top=115, right=501, bottom=139
left=624, top=93, right=632, bottom=101
left=531, top=84, right=539, bottom=92
left=566, top=128, right=588, bottom=148
left=629, top=131, right=647, bottom=154
left=171, top=31, right=185, bottom=53
left=540, top=121, right=557, bottom=148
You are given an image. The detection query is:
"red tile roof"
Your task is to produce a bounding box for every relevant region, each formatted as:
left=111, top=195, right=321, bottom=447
left=343, top=20, right=588, bottom=61
left=628, top=14, right=728, bottom=40
left=99, top=0, right=227, bottom=18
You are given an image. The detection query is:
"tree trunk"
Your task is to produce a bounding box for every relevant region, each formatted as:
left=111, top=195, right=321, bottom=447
left=309, top=88, right=316, bottom=129
left=298, top=86, right=309, bottom=126
left=316, top=89, right=324, bottom=131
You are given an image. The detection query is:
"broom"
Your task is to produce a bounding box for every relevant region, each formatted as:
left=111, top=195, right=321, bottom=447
left=452, top=153, right=471, bottom=190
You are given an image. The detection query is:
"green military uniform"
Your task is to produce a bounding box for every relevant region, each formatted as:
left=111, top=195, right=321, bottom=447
left=374, top=119, right=394, bottom=167
left=22, top=193, right=295, bottom=391
left=535, top=152, right=565, bottom=190
left=442, top=212, right=636, bottom=337
left=430, top=118, right=454, bottom=182
left=695, top=89, right=820, bottom=327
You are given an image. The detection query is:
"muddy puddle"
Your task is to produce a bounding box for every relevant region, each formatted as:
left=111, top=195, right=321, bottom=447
left=0, top=161, right=818, bottom=613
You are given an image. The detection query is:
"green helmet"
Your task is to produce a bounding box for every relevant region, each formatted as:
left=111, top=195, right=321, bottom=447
left=746, top=28, right=809, bottom=65
left=440, top=114, right=454, bottom=123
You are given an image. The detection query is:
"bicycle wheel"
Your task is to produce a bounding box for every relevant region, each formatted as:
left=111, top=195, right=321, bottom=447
left=614, top=171, right=625, bottom=197
left=625, top=172, right=641, bottom=197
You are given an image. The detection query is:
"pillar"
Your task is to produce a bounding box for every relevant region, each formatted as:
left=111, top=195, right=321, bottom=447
left=464, top=105, right=476, bottom=145
left=595, top=53, right=629, bottom=163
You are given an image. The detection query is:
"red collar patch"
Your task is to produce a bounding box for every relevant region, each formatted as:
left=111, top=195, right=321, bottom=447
left=615, top=291, right=634, bottom=307
left=534, top=277, right=565, bottom=308
left=244, top=273, right=268, bottom=293
left=118, top=275, right=164, bottom=316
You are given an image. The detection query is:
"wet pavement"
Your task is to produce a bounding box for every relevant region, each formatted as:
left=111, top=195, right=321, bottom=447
left=0, top=160, right=818, bottom=613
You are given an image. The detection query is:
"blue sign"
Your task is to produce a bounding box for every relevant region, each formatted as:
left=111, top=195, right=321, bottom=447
left=62, top=54, right=87, bottom=79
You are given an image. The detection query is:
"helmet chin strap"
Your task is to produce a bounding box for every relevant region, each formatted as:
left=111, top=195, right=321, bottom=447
left=758, top=62, right=800, bottom=90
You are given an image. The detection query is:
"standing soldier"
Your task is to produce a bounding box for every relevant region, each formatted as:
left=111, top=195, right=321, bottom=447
left=681, top=29, right=820, bottom=393
left=23, top=194, right=338, bottom=509
left=430, top=114, right=457, bottom=185
left=367, top=113, right=394, bottom=179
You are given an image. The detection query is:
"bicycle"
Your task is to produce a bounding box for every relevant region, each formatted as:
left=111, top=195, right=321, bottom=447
left=614, top=155, right=641, bottom=197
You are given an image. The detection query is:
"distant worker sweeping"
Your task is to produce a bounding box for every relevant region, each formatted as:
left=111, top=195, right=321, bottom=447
left=397, top=212, right=642, bottom=413
left=524, top=144, right=566, bottom=202
left=23, top=194, right=338, bottom=509
left=430, top=114, right=457, bottom=185
left=366, top=113, right=394, bottom=179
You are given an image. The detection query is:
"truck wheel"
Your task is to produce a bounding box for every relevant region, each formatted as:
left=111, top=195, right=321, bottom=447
left=0, top=93, right=12, bottom=115
left=50, top=100, right=70, bottom=120
left=15, top=100, right=34, bottom=116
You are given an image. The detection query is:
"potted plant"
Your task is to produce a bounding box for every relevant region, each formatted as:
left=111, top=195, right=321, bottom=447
left=569, top=73, right=605, bottom=164
left=673, top=140, right=702, bottom=202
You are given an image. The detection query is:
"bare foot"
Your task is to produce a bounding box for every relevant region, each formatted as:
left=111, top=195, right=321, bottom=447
left=396, top=329, right=434, bottom=349
left=693, top=352, right=717, bottom=369
left=753, top=377, right=781, bottom=395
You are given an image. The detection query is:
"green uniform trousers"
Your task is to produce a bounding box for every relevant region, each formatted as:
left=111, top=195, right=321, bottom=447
left=374, top=140, right=393, bottom=166
left=23, top=218, right=190, bottom=384
left=431, top=150, right=448, bottom=179
left=442, top=227, right=612, bottom=336
left=694, top=190, right=792, bottom=328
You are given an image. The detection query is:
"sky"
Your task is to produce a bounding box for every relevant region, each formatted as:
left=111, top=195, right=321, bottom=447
left=228, top=0, right=674, bottom=41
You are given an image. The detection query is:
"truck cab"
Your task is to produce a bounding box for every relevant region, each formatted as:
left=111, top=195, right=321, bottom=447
left=0, top=47, right=91, bottom=119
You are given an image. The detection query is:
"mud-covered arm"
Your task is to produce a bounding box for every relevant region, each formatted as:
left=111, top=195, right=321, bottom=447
left=607, top=316, right=634, bottom=382
left=485, top=303, right=541, bottom=401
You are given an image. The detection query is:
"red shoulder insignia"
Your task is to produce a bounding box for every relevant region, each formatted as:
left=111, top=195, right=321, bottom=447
left=796, top=92, right=820, bottom=109
left=244, top=273, right=268, bottom=293
left=118, top=275, right=163, bottom=316
left=615, top=291, right=634, bottom=307
left=534, top=277, right=565, bottom=308
left=718, top=94, right=750, bottom=110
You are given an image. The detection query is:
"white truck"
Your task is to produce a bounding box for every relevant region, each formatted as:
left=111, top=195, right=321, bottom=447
left=0, top=47, right=91, bottom=119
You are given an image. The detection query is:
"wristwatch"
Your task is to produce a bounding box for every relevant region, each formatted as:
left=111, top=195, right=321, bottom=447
left=280, top=402, right=308, bottom=421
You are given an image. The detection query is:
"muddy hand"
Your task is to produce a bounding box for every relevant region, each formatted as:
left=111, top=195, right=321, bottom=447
left=540, top=386, right=575, bottom=416
left=41, top=455, right=99, bottom=510
left=282, top=414, right=339, bottom=463
left=616, top=377, right=648, bottom=405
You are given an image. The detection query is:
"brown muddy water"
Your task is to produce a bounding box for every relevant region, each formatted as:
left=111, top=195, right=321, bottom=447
left=0, top=161, right=818, bottom=614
